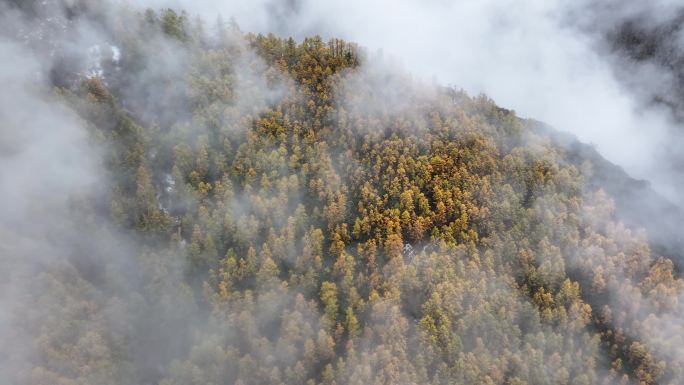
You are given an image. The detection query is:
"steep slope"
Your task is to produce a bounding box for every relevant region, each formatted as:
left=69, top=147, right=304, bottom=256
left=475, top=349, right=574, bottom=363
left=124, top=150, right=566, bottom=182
left=3, top=3, right=684, bottom=385
left=533, top=121, right=684, bottom=267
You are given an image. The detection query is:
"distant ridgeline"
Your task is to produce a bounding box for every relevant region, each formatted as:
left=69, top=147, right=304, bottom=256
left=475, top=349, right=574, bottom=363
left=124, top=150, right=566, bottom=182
left=7, top=3, right=684, bottom=385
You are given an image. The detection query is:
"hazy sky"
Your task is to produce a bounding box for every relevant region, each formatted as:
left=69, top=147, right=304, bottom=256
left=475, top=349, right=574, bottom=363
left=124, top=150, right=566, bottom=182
left=130, top=0, right=684, bottom=204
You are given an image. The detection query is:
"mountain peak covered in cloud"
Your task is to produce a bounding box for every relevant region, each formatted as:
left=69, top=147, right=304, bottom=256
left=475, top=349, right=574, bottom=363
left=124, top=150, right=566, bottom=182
left=139, top=0, right=684, bottom=205
left=2, top=1, right=684, bottom=385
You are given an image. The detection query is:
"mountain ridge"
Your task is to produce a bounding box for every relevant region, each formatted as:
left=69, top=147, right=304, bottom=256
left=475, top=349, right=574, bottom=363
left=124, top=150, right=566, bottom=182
left=3, top=3, right=684, bottom=384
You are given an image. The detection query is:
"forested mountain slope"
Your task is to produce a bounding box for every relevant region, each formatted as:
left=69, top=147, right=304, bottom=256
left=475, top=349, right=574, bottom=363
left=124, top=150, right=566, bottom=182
left=3, top=3, right=684, bottom=385
left=531, top=122, right=684, bottom=268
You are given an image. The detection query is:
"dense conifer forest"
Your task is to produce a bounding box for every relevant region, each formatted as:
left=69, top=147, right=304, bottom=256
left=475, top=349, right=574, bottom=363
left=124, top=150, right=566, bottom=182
left=3, top=2, right=684, bottom=385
